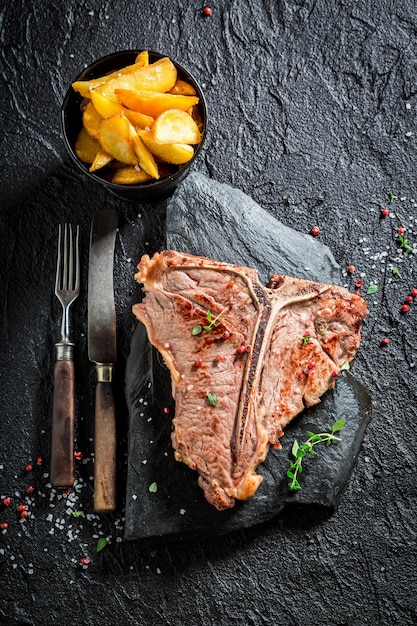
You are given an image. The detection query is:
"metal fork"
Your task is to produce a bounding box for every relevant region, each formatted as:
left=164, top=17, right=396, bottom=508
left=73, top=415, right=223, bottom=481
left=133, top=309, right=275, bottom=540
left=50, top=224, right=80, bottom=488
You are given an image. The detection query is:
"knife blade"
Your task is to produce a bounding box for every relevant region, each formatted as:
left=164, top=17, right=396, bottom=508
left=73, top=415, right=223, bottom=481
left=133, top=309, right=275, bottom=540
left=88, top=208, right=118, bottom=513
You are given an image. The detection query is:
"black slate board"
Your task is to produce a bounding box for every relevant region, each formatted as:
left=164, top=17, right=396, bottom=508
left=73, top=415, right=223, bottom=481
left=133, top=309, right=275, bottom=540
left=124, top=174, right=371, bottom=540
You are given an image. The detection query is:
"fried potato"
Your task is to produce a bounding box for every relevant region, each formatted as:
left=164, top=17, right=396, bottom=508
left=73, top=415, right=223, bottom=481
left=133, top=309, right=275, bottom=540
left=112, top=166, right=153, bottom=185
left=82, top=101, right=104, bottom=138
left=98, top=115, right=137, bottom=165
left=115, top=89, right=199, bottom=117
left=129, top=123, right=159, bottom=179
left=72, top=57, right=150, bottom=98
left=135, top=50, right=149, bottom=65
left=89, top=149, right=113, bottom=172
left=94, top=57, right=177, bottom=100
left=170, top=79, right=197, bottom=96
left=90, top=90, right=153, bottom=128
left=75, top=127, right=101, bottom=163
left=151, top=109, right=201, bottom=145
left=139, top=129, right=194, bottom=164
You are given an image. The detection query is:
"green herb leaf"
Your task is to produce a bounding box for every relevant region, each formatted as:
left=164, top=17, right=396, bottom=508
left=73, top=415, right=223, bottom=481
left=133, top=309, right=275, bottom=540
left=332, top=418, right=346, bottom=434
left=287, top=419, right=346, bottom=491
left=96, top=537, right=108, bottom=553
left=149, top=482, right=158, bottom=493
left=367, top=284, right=378, bottom=295
left=301, top=335, right=312, bottom=346
left=192, top=325, right=202, bottom=336
left=340, top=361, right=350, bottom=371
left=150, top=550, right=157, bottom=558
left=72, top=510, right=85, bottom=517
left=388, top=191, right=397, bottom=202
left=397, top=234, right=413, bottom=252
left=207, top=392, right=217, bottom=407
left=392, top=266, right=403, bottom=279
left=206, top=310, right=212, bottom=322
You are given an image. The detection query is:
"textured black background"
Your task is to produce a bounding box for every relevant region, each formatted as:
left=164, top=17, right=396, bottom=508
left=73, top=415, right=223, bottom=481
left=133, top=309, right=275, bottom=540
left=1, top=1, right=417, bottom=625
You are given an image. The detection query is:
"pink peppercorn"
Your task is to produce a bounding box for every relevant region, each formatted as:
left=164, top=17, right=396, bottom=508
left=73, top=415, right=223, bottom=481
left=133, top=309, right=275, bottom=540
left=203, top=6, right=212, bottom=15
left=80, top=557, right=90, bottom=566
left=331, top=371, right=339, bottom=378
left=401, top=304, right=410, bottom=313
left=0, top=522, right=8, bottom=530
left=355, top=279, right=363, bottom=287
left=381, top=338, right=390, bottom=346
left=195, top=358, right=203, bottom=367
left=25, top=464, right=33, bottom=472
left=411, top=288, right=417, bottom=298
left=222, top=330, right=231, bottom=339
left=348, top=265, right=355, bottom=274
left=163, top=407, right=170, bottom=414
left=381, top=208, right=389, bottom=217
left=308, top=362, right=316, bottom=370
left=17, top=504, right=27, bottom=512
left=2, top=497, right=11, bottom=507
left=20, top=510, right=29, bottom=519
left=354, top=290, right=361, bottom=296
left=311, top=226, right=320, bottom=237
left=237, top=345, right=246, bottom=354
left=216, top=354, right=226, bottom=362
left=405, top=295, right=413, bottom=304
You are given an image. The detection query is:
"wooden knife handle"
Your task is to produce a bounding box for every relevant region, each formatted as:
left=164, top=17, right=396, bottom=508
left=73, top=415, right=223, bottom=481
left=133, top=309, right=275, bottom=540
left=94, top=380, right=117, bottom=512
left=50, top=359, right=75, bottom=487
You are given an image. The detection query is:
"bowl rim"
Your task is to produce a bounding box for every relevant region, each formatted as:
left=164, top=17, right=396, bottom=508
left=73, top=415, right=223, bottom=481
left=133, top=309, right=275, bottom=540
left=61, top=49, right=207, bottom=193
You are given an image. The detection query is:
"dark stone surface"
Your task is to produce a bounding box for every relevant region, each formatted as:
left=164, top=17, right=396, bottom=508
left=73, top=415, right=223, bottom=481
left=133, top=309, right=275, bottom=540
left=125, top=173, right=372, bottom=540
left=1, top=1, right=417, bottom=625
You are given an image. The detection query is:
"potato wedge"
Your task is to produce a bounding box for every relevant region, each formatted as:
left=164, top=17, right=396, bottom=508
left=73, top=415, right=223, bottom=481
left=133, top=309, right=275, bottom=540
left=82, top=101, right=104, bottom=138
left=170, top=79, right=197, bottom=96
left=139, top=130, right=194, bottom=164
left=135, top=50, right=149, bottom=66
left=94, top=57, right=177, bottom=100
left=115, top=89, right=199, bottom=117
left=75, top=127, right=101, bottom=163
left=90, top=90, right=153, bottom=128
left=112, top=166, right=153, bottom=185
left=129, top=124, right=159, bottom=178
left=72, top=57, right=149, bottom=97
left=151, top=109, right=201, bottom=145
left=98, top=114, right=137, bottom=165
left=89, top=149, right=113, bottom=172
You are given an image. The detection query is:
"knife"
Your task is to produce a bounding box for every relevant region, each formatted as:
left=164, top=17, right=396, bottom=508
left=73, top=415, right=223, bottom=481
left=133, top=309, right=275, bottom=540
left=88, top=208, right=118, bottom=513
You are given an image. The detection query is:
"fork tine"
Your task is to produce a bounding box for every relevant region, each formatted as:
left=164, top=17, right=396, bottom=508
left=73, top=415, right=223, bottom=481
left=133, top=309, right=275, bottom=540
left=55, top=224, right=62, bottom=294
left=63, top=224, right=69, bottom=291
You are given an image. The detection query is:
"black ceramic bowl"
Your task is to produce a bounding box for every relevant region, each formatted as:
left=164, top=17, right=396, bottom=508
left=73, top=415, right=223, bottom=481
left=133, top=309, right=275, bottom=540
left=61, top=50, right=207, bottom=202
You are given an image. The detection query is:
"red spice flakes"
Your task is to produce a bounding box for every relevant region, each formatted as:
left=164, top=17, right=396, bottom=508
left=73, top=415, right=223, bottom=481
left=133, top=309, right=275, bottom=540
left=245, top=344, right=252, bottom=353
left=203, top=6, right=212, bottom=16
left=25, top=464, right=33, bottom=472
left=401, top=304, right=410, bottom=313
left=397, top=225, right=406, bottom=235
left=348, top=265, right=355, bottom=274
left=355, top=279, right=363, bottom=287
left=216, top=354, right=227, bottom=362
left=74, top=451, right=83, bottom=461
left=63, top=488, right=71, bottom=495
left=163, top=406, right=170, bottom=414
left=380, top=208, right=389, bottom=218
left=195, top=357, right=203, bottom=367
left=307, top=362, right=316, bottom=370
left=36, top=456, right=43, bottom=465
left=26, top=486, right=35, bottom=494
left=296, top=371, right=305, bottom=379
left=310, top=226, right=320, bottom=237
left=0, top=522, right=8, bottom=530
left=80, top=557, right=90, bottom=566
left=354, top=290, right=361, bottom=296
left=2, top=497, right=11, bottom=507
left=381, top=338, right=390, bottom=346
left=331, top=370, right=339, bottom=378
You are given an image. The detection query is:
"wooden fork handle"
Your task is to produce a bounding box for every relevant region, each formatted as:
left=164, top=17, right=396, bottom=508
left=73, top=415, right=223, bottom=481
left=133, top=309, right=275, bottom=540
left=94, top=372, right=117, bottom=513
left=50, top=357, right=75, bottom=487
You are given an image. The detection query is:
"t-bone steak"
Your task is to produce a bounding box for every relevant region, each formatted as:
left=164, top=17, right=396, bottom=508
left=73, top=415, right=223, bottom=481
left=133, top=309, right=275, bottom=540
left=132, top=250, right=368, bottom=510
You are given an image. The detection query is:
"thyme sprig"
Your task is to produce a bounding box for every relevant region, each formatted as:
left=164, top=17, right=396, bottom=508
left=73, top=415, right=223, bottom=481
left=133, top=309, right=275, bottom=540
left=287, top=419, right=346, bottom=491
left=397, top=233, right=413, bottom=252
left=192, top=309, right=226, bottom=336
